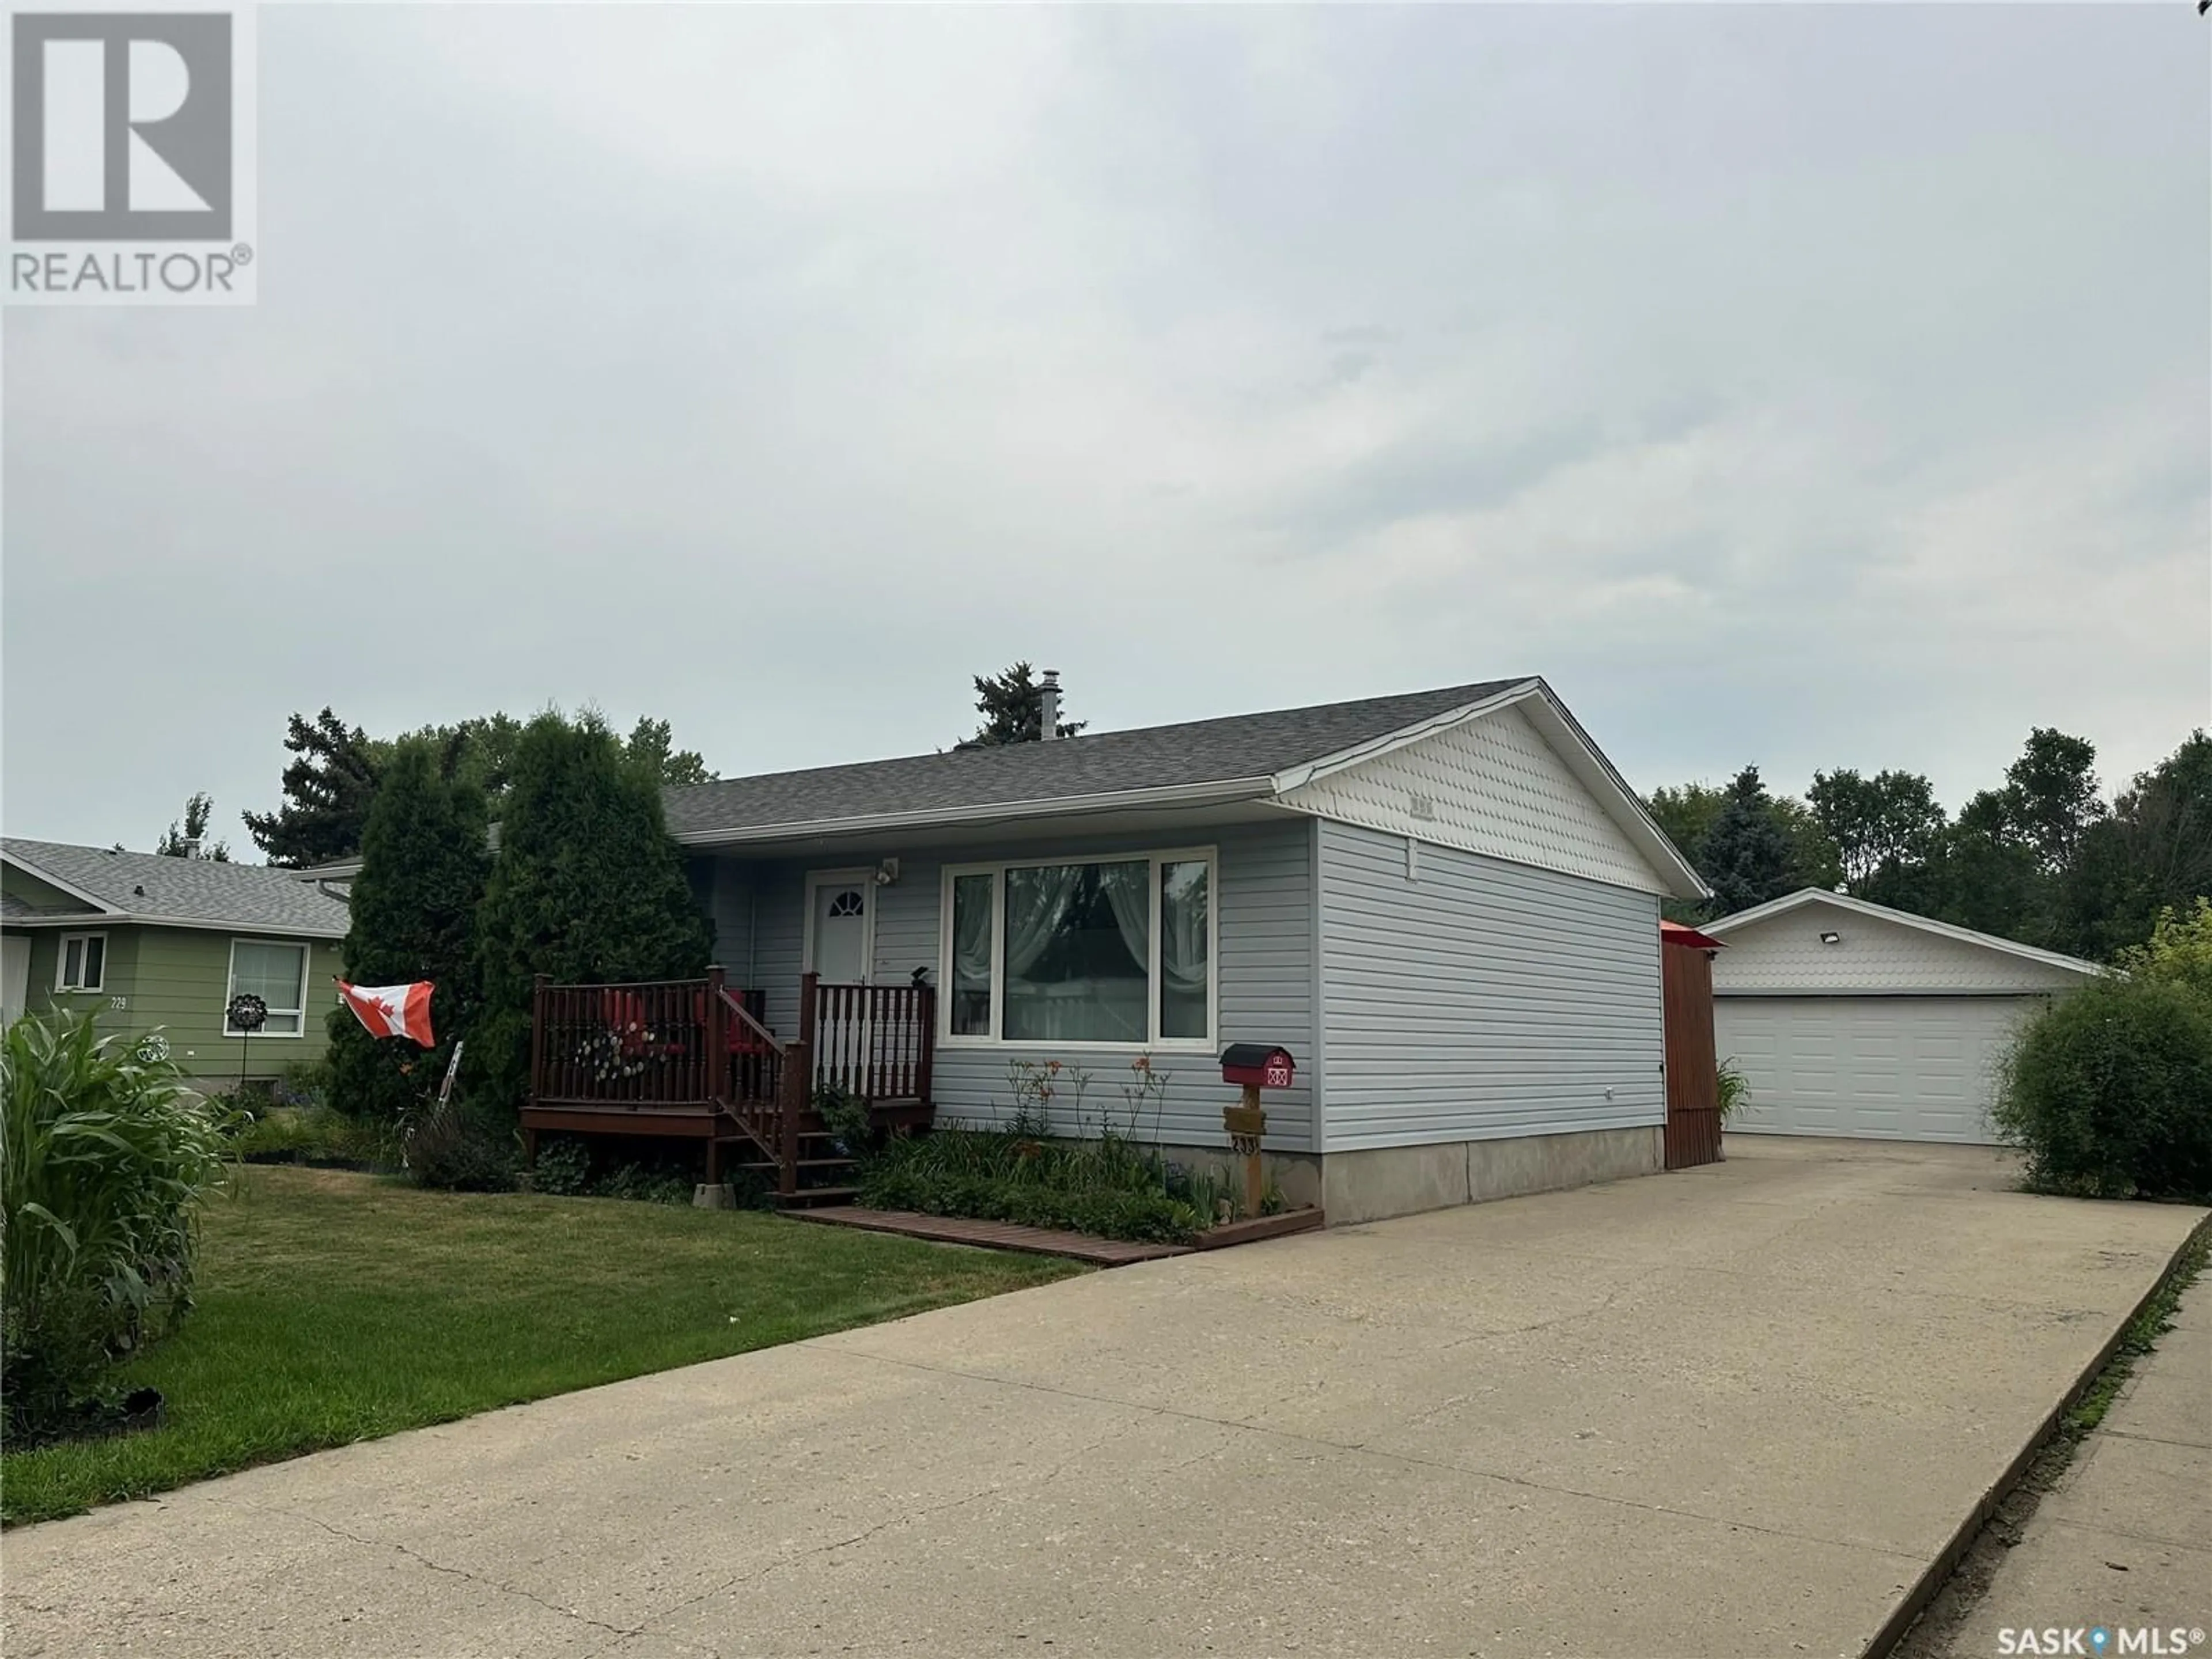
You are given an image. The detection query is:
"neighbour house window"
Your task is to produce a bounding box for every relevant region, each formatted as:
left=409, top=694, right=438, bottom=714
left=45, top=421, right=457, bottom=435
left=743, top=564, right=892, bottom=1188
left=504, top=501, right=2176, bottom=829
left=940, top=851, right=1215, bottom=1047
left=225, top=940, right=310, bottom=1036
left=56, top=933, right=107, bottom=993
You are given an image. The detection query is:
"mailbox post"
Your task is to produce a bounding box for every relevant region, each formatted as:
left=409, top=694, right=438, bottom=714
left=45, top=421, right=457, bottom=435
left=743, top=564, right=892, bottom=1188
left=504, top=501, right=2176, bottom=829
left=1218, top=1044, right=1296, bottom=1218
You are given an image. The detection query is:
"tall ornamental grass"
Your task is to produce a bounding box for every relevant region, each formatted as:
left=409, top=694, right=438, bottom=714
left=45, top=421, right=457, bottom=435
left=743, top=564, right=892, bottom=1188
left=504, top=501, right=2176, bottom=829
left=2, top=1011, right=229, bottom=1441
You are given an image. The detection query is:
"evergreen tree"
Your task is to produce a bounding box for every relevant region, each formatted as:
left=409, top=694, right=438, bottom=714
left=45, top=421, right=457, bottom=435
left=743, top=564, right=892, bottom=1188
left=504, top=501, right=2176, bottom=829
left=1700, top=767, right=1800, bottom=916
left=471, top=713, right=713, bottom=1113
left=327, top=739, right=492, bottom=1124
left=154, top=791, right=232, bottom=861
left=244, top=709, right=384, bottom=866
left=963, top=662, right=1084, bottom=747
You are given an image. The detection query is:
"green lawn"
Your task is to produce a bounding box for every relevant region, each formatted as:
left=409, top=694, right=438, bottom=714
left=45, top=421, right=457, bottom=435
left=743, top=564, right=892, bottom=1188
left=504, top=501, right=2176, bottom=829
left=2, top=1165, right=1082, bottom=1525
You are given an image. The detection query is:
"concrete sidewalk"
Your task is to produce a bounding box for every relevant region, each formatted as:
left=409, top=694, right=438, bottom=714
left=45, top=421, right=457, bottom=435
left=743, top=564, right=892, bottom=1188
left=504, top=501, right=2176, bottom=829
left=3, top=1139, right=2202, bottom=1659
left=1941, top=1272, right=2211, bottom=1657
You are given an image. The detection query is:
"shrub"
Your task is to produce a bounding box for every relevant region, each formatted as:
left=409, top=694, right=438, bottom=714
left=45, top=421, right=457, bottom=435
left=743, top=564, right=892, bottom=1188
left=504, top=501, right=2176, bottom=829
left=229, top=1102, right=400, bottom=1169
left=1, top=1012, right=228, bottom=1441
left=403, top=1103, right=517, bottom=1193
left=2119, top=899, right=2212, bottom=1001
left=815, top=1082, right=874, bottom=1158
left=529, top=1134, right=593, bottom=1196
left=1993, top=976, right=2212, bottom=1200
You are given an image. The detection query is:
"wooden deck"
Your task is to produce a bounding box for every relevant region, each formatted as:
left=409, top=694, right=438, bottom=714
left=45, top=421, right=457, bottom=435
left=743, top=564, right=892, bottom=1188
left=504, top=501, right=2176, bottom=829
left=789, top=1207, right=1194, bottom=1266
left=524, top=970, right=936, bottom=1203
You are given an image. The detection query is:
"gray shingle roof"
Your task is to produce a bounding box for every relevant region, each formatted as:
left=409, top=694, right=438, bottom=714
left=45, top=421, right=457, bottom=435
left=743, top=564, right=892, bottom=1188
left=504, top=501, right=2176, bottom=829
left=1, top=840, right=352, bottom=937
left=663, top=679, right=1533, bottom=841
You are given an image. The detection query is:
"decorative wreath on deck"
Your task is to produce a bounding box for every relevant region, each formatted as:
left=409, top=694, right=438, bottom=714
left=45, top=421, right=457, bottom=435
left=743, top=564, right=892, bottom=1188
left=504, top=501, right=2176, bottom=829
left=576, top=1024, right=658, bottom=1084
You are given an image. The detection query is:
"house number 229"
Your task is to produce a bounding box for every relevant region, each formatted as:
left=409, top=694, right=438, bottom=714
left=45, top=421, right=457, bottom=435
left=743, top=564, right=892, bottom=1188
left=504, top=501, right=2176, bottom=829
left=109, top=995, right=127, bottom=1010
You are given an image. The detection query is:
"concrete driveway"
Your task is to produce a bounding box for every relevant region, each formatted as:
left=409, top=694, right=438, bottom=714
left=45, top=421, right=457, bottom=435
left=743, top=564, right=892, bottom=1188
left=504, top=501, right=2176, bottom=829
left=6, top=1140, right=2202, bottom=1659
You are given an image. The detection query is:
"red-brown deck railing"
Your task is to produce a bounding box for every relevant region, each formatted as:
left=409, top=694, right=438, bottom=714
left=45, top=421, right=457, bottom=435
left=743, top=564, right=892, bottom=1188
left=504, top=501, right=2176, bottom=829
left=527, top=969, right=935, bottom=1196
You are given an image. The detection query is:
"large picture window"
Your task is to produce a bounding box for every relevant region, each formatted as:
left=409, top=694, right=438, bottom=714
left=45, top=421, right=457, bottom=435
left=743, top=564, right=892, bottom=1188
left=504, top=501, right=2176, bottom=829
left=939, top=850, right=1214, bottom=1048
left=225, top=939, right=310, bottom=1036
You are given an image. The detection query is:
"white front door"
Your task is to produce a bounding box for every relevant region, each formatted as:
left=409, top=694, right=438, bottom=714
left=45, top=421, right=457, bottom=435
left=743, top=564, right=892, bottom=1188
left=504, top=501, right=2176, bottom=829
left=805, top=872, right=873, bottom=984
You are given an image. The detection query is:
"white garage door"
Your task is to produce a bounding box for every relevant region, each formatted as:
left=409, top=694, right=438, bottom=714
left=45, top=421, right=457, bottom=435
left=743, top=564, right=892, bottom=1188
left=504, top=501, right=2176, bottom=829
left=1714, top=995, right=2042, bottom=1144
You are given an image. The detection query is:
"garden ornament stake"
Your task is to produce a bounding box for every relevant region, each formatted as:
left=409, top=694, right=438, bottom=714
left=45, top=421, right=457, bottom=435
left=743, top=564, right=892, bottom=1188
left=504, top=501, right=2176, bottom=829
left=225, top=993, right=267, bottom=1093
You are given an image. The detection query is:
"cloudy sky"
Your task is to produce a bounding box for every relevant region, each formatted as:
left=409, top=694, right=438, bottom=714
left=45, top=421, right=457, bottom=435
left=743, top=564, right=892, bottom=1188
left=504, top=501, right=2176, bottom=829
left=5, top=4, right=2206, bottom=853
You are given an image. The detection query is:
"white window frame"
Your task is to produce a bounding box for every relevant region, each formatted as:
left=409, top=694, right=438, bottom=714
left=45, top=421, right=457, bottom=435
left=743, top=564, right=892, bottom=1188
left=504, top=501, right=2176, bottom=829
left=224, top=937, right=312, bottom=1039
left=937, top=846, right=1219, bottom=1052
left=55, top=931, right=108, bottom=993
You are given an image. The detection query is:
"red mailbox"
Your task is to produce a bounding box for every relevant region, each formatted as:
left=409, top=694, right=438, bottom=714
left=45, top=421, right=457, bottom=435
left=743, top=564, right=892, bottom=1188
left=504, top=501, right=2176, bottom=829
left=1220, top=1044, right=1296, bottom=1090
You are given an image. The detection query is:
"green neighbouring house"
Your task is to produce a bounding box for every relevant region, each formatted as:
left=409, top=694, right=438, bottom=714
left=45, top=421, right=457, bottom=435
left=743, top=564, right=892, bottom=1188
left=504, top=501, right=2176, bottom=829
left=2, top=838, right=350, bottom=1089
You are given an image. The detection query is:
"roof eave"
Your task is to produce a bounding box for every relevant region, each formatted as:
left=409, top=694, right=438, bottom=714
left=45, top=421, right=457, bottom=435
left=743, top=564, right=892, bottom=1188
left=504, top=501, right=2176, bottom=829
left=0, top=911, right=346, bottom=940
left=672, top=775, right=1281, bottom=850
left=0, top=850, right=126, bottom=915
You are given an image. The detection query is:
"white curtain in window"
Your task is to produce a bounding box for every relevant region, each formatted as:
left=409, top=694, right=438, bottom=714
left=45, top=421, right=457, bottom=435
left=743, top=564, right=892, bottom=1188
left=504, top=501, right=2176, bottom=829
left=1003, top=865, right=1081, bottom=980
left=230, top=941, right=307, bottom=1035
left=949, top=873, right=994, bottom=1035
left=1160, top=863, right=1207, bottom=996
left=1099, top=861, right=1150, bottom=969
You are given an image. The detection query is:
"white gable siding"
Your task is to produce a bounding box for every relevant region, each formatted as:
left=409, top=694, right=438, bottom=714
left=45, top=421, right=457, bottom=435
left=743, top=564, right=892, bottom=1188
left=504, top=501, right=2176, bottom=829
left=1713, top=906, right=2088, bottom=995
left=1281, top=704, right=1666, bottom=896
left=1317, top=821, right=1664, bottom=1151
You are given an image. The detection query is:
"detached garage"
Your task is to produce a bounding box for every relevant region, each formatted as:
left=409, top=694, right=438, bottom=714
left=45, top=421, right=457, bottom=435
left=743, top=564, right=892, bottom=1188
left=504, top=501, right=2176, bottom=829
left=1702, top=889, right=2104, bottom=1144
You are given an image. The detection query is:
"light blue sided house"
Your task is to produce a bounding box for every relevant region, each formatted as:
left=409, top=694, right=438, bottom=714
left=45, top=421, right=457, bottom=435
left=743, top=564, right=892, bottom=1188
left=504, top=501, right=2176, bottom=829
left=524, top=677, right=1710, bottom=1224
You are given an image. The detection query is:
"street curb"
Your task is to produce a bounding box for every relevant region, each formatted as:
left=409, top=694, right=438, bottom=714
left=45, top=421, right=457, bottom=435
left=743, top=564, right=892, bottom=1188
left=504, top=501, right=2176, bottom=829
left=1862, top=1207, right=2212, bottom=1659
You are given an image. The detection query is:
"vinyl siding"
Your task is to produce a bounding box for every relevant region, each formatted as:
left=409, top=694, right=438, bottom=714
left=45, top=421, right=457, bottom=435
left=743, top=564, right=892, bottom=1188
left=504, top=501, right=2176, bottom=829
left=1713, top=904, right=2089, bottom=994
left=707, top=819, right=1318, bottom=1151
left=1317, top=821, right=1664, bottom=1151
left=2, top=924, right=339, bottom=1083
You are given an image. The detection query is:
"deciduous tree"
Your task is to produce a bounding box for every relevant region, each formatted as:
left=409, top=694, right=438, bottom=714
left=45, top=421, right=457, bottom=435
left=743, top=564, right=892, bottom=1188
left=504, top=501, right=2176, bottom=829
left=154, top=792, right=232, bottom=861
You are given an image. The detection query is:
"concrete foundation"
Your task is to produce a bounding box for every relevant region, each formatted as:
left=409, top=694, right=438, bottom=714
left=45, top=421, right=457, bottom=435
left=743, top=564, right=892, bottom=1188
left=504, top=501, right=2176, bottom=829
left=1320, top=1123, right=1664, bottom=1225
left=1142, top=1126, right=1662, bottom=1227
left=1144, top=1141, right=1325, bottom=1214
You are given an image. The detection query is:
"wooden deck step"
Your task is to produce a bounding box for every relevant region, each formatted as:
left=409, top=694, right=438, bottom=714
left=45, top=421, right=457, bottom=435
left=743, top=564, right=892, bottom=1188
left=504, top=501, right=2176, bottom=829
left=773, top=1185, right=859, bottom=1209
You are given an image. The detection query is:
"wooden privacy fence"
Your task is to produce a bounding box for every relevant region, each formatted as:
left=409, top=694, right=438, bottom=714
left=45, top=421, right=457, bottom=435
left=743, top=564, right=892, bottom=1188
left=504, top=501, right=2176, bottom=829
left=1661, top=939, right=1724, bottom=1171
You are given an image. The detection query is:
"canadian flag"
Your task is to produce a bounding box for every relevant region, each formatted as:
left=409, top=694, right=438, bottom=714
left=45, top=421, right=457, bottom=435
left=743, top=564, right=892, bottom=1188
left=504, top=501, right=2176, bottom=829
left=336, top=980, right=436, bottom=1047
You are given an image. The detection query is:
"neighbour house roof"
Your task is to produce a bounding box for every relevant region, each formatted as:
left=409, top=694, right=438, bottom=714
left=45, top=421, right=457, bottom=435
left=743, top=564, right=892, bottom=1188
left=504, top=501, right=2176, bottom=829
left=664, top=676, right=1708, bottom=899
left=0, top=839, right=352, bottom=939
left=1698, top=888, right=2105, bottom=980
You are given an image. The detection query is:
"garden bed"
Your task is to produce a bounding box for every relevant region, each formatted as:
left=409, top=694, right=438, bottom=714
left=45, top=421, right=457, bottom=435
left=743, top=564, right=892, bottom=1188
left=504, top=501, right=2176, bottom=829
left=853, top=1120, right=1297, bottom=1248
